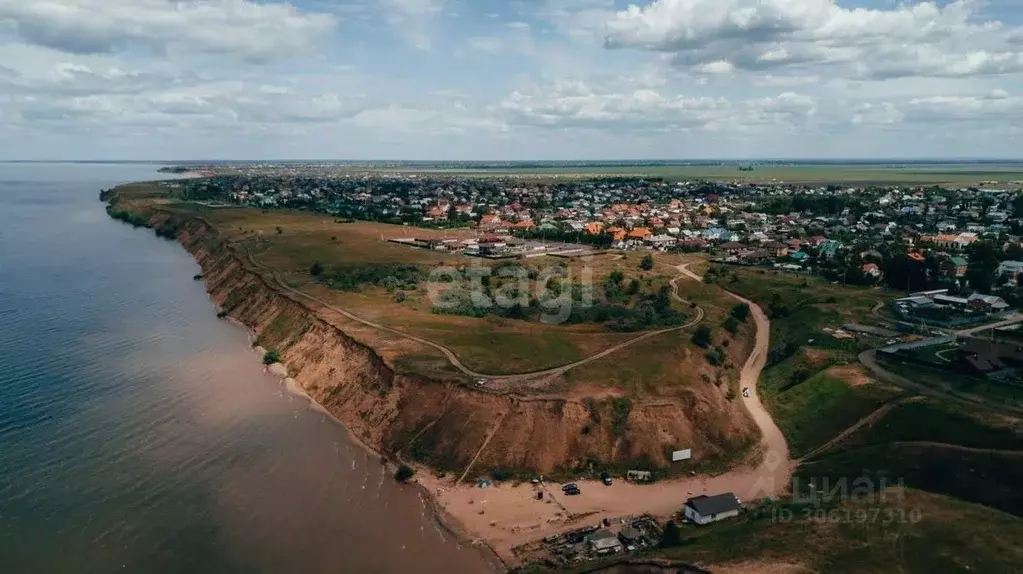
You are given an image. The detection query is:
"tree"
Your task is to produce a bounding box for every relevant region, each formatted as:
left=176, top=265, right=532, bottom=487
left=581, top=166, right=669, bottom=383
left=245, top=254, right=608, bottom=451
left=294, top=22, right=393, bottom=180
left=965, top=240, right=1000, bottom=294
left=310, top=261, right=324, bottom=277
left=659, top=520, right=683, bottom=548
left=640, top=254, right=655, bottom=271
left=723, top=317, right=740, bottom=334
left=692, top=326, right=712, bottom=348
left=394, top=464, right=415, bottom=482
left=626, top=279, right=641, bottom=296
left=731, top=303, right=750, bottom=321
left=609, top=268, right=625, bottom=284
left=262, top=350, right=281, bottom=365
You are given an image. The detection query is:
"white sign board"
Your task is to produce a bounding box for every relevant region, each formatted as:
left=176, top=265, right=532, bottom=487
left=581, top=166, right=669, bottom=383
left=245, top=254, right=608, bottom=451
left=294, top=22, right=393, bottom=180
left=671, top=449, right=692, bottom=462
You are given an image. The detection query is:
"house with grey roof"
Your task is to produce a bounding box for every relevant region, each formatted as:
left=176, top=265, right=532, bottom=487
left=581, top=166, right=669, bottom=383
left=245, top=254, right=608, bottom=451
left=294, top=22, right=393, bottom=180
left=684, top=493, right=742, bottom=525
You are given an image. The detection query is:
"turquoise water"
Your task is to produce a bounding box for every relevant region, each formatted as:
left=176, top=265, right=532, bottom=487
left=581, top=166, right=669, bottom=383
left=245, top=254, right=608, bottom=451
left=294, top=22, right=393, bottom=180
left=0, top=164, right=494, bottom=573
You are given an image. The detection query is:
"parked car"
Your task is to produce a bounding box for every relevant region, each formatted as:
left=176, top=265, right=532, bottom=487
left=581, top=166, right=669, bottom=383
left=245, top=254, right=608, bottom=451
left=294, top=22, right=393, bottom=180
left=561, top=483, right=578, bottom=492
left=600, top=472, right=613, bottom=486
left=564, top=486, right=581, bottom=496
left=742, top=387, right=751, bottom=397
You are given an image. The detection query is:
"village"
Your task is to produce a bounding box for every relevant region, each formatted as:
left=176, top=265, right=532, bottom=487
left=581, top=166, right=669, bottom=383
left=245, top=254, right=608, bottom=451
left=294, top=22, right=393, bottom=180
left=176, top=169, right=1023, bottom=298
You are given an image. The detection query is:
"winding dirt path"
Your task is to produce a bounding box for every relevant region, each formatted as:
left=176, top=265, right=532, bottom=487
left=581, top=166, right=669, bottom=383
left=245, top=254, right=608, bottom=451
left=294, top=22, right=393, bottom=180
left=800, top=398, right=914, bottom=461
left=418, top=264, right=795, bottom=564
left=859, top=349, right=1023, bottom=417
left=243, top=242, right=705, bottom=383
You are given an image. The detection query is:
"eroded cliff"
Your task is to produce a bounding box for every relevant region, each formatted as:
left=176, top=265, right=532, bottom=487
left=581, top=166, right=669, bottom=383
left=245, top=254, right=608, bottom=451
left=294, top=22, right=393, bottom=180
left=150, top=212, right=757, bottom=477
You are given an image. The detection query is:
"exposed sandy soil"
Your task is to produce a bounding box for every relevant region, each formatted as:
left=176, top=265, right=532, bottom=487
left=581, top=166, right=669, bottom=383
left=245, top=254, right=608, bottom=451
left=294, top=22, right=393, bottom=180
left=158, top=214, right=791, bottom=569
left=418, top=266, right=794, bottom=564
left=822, top=364, right=873, bottom=387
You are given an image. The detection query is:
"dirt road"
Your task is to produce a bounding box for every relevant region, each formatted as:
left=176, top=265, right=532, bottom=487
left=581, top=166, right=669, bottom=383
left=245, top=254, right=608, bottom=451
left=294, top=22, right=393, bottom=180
left=418, top=264, right=794, bottom=564
left=244, top=241, right=705, bottom=384
left=859, top=350, right=1023, bottom=417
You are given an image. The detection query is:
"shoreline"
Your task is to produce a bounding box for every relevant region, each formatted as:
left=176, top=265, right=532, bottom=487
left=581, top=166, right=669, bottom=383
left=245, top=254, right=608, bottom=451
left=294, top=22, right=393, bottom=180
left=220, top=308, right=509, bottom=573
left=209, top=268, right=791, bottom=568
left=132, top=202, right=792, bottom=570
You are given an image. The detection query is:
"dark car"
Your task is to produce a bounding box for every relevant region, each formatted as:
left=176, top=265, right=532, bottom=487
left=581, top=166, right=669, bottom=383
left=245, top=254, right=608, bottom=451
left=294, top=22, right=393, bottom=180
left=561, top=483, right=578, bottom=492
left=600, top=472, right=613, bottom=486
left=564, top=486, right=581, bottom=495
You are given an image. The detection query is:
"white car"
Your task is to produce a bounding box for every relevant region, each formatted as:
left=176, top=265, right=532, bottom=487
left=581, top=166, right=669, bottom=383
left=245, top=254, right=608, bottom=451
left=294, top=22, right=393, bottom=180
left=476, top=378, right=488, bottom=386
left=742, top=387, right=751, bottom=398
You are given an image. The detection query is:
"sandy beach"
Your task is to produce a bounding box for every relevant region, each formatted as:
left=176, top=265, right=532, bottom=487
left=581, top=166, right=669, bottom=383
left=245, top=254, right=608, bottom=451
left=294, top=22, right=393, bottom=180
left=417, top=290, right=794, bottom=564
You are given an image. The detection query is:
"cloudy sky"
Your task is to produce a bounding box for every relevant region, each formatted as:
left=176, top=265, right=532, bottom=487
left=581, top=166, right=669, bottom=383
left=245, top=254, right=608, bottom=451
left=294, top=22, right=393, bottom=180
left=2, top=0, right=1023, bottom=160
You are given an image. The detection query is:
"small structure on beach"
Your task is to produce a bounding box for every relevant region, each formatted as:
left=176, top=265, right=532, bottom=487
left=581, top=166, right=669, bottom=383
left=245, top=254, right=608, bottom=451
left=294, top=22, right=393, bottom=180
left=585, top=530, right=623, bottom=555
left=626, top=470, right=652, bottom=482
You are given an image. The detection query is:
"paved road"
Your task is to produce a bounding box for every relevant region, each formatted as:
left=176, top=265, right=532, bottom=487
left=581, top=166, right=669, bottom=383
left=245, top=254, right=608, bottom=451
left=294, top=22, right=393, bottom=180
left=243, top=241, right=705, bottom=383
left=956, top=313, right=1023, bottom=336
left=859, top=349, right=1023, bottom=417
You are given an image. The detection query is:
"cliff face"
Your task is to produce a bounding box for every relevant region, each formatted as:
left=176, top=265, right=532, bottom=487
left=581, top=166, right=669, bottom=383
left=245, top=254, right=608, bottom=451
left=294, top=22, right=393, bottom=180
left=166, top=214, right=757, bottom=476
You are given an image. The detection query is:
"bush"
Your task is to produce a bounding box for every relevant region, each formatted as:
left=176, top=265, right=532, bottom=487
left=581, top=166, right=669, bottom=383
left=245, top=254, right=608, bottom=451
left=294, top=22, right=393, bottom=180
left=394, top=464, right=415, bottom=482
left=309, top=261, right=324, bottom=277
left=262, top=350, right=281, bottom=365
left=723, top=316, right=740, bottom=334
left=692, top=326, right=712, bottom=348
left=731, top=303, right=751, bottom=321
left=610, top=398, right=632, bottom=436
left=393, top=291, right=406, bottom=303
left=640, top=254, right=655, bottom=271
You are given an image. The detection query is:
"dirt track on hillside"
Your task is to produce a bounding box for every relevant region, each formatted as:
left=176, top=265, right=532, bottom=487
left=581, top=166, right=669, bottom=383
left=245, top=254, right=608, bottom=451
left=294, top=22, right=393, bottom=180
left=246, top=242, right=705, bottom=384
left=418, top=264, right=795, bottom=564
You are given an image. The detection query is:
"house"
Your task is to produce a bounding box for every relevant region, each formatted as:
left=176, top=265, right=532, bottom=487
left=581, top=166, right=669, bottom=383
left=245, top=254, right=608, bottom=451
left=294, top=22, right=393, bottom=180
left=789, top=251, right=809, bottom=263
left=819, top=239, right=841, bottom=259
left=862, top=263, right=882, bottom=278
left=942, top=256, right=969, bottom=278
left=968, top=293, right=1010, bottom=312
left=584, top=222, right=604, bottom=235
left=586, top=530, right=624, bottom=555
left=998, top=261, right=1023, bottom=284
left=763, top=241, right=789, bottom=257
left=647, top=234, right=677, bottom=249
left=684, top=493, right=742, bottom=525
left=628, top=227, right=652, bottom=241
left=718, top=241, right=747, bottom=255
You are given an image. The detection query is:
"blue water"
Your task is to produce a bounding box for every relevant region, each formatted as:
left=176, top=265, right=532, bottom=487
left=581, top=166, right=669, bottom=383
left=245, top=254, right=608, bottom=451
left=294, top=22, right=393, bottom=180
left=0, top=164, right=494, bottom=573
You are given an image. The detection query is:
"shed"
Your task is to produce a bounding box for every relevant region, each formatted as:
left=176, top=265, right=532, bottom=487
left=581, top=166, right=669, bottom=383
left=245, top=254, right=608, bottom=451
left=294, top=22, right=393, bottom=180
left=586, top=530, right=623, bottom=555
left=684, top=493, right=742, bottom=525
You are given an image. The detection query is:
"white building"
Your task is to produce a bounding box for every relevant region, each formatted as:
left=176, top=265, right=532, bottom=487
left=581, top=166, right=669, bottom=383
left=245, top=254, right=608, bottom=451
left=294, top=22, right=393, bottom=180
left=684, top=493, right=742, bottom=525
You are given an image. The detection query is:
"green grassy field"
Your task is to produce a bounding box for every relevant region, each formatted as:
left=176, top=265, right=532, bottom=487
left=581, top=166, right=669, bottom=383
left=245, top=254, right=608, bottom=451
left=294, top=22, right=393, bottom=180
left=377, top=164, right=1023, bottom=185
left=878, top=357, right=1023, bottom=411
left=769, top=367, right=903, bottom=457
left=800, top=443, right=1023, bottom=517
left=551, top=488, right=1023, bottom=574
left=835, top=398, right=1023, bottom=453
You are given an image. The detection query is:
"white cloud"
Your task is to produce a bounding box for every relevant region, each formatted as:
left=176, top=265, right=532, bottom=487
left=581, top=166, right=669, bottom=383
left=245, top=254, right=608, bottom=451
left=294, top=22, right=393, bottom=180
left=604, top=0, right=1023, bottom=80
left=497, top=78, right=825, bottom=134
left=380, top=0, right=446, bottom=50
left=0, top=0, right=337, bottom=62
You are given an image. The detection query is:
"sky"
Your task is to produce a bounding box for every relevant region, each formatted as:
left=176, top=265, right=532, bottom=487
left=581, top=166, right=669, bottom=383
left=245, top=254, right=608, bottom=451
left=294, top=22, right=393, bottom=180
left=2, top=0, right=1023, bottom=160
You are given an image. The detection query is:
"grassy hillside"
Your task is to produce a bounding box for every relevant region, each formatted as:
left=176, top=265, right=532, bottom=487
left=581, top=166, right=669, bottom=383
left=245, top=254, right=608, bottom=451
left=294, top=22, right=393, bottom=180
left=769, top=366, right=902, bottom=457
left=581, top=489, right=1023, bottom=573
left=800, top=443, right=1023, bottom=517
